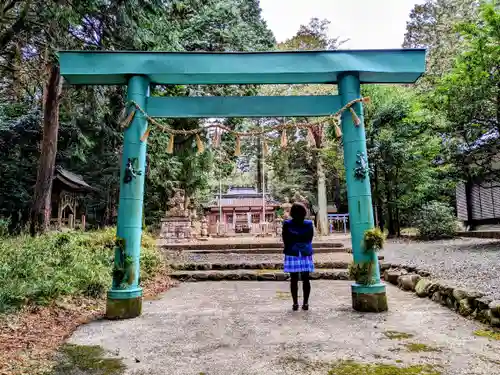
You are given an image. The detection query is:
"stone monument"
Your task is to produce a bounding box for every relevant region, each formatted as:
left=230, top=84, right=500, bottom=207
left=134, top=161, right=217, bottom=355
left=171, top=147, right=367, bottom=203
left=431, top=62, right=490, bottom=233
left=160, top=189, right=192, bottom=241
left=200, top=216, right=209, bottom=239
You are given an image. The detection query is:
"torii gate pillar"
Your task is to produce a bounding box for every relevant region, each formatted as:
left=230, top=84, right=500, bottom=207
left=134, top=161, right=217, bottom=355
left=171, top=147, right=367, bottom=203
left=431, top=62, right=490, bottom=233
left=339, top=73, right=387, bottom=312
left=106, top=75, right=149, bottom=319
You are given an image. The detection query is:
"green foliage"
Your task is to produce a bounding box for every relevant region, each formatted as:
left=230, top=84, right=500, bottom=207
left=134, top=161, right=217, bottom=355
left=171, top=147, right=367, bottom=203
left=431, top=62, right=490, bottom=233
left=383, top=331, right=414, bottom=340
left=53, top=344, right=125, bottom=375
left=474, top=329, right=500, bottom=340
left=348, top=262, right=375, bottom=285
left=364, top=85, right=453, bottom=236
left=404, top=343, right=442, bottom=352
left=0, top=228, right=162, bottom=313
left=0, top=0, right=276, bottom=231
left=327, top=360, right=441, bottom=375
left=431, top=1, right=500, bottom=183
left=0, top=217, right=10, bottom=237
left=414, top=201, right=457, bottom=239
left=363, top=228, right=385, bottom=252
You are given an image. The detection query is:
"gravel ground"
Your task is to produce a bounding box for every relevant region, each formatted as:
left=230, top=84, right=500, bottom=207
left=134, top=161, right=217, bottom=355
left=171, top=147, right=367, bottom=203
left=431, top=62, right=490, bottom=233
left=69, top=281, right=500, bottom=375
left=382, top=237, right=500, bottom=299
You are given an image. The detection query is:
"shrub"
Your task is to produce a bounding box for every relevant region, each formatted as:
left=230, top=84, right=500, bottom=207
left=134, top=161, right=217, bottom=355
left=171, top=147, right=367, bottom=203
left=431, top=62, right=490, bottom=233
left=0, top=228, right=163, bottom=313
left=0, top=217, right=10, bottom=237
left=414, top=201, right=457, bottom=239
left=363, top=227, right=385, bottom=252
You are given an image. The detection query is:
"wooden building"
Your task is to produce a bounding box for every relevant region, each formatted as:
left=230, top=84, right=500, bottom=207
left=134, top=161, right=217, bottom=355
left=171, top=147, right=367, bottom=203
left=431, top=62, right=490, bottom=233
left=204, top=187, right=280, bottom=235
left=456, top=181, right=500, bottom=229
left=50, top=167, right=94, bottom=230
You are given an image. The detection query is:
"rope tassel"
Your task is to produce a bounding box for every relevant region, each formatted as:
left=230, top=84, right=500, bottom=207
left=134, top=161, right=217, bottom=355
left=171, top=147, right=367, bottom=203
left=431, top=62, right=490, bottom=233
left=281, top=129, right=287, bottom=148
left=349, top=107, right=361, bottom=126
left=121, top=109, right=135, bottom=129
left=140, top=126, right=150, bottom=142
left=167, top=134, right=174, bottom=154
left=334, top=120, right=342, bottom=138
left=234, top=136, right=241, bottom=156
left=195, top=133, right=205, bottom=154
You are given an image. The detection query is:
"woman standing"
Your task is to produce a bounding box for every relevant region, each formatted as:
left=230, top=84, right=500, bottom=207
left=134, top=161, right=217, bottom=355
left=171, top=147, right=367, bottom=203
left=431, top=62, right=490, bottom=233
left=282, top=202, right=314, bottom=311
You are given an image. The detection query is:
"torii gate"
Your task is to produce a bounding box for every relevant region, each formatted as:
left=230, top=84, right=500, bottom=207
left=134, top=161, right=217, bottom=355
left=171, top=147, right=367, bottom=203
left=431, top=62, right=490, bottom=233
left=59, top=49, right=425, bottom=319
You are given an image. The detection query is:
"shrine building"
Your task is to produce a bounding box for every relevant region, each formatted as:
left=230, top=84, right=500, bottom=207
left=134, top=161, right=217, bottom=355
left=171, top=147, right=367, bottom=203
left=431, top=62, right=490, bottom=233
left=204, top=186, right=280, bottom=235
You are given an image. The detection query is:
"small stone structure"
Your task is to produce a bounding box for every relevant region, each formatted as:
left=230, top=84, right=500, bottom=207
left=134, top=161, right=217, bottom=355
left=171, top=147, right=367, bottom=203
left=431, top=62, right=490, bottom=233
left=160, top=190, right=192, bottom=241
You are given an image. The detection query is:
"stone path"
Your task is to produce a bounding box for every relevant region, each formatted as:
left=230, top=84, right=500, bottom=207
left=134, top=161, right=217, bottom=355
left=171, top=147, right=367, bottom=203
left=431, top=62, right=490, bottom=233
left=68, top=281, right=500, bottom=375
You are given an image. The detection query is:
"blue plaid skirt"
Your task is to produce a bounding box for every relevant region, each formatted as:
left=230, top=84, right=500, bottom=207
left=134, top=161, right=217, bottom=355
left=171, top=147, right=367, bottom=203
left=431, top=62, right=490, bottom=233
left=284, top=255, right=315, bottom=273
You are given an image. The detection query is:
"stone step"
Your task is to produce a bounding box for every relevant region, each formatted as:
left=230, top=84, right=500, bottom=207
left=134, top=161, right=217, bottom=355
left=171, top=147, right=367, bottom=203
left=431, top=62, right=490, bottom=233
left=170, top=255, right=384, bottom=271
left=161, top=241, right=346, bottom=251
left=169, top=268, right=350, bottom=282
left=165, top=247, right=350, bottom=255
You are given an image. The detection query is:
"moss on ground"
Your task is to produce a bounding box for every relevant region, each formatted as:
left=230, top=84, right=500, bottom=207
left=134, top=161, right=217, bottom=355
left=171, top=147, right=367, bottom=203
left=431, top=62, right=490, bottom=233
left=327, top=361, right=441, bottom=375
left=383, top=331, right=414, bottom=340
left=474, top=329, right=500, bottom=340
left=404, top=343, right=441, bottom=353
left=51, top=344, right=125, bottom=375
left=275, top=291, right=292, bottom=300
left=255, top=269, right=278, bottom=274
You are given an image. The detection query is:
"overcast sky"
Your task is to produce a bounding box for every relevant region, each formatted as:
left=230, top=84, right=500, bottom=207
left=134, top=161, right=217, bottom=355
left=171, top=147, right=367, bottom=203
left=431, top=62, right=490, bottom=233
left=259, top=0, right=425, bottom=49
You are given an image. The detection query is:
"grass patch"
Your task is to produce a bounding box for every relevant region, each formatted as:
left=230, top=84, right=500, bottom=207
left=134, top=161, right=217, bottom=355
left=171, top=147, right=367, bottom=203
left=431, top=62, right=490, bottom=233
left=384, top=331, right=414, bottom=340
left=327, top=361, right=441, bottom=375
left=474, top=329, right=500, bottom=340
left=255, top=268, right=278, bottom=274
left=404, top=343, right=441, bottom=353
left=52, top=344, right=125, bottom=375
left=275, top=291, right=291, bottom=300
left=0, top=228, right=163, bottom=313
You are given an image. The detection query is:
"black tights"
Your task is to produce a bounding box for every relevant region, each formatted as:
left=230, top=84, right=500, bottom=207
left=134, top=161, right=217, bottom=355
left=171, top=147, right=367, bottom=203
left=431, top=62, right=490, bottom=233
left=290, top=272, right=311, bottom=306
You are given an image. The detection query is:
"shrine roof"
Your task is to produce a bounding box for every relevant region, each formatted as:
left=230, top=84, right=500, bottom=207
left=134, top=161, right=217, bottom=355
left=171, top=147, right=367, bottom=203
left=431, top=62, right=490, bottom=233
left=59, top=49, right=426, bottom=85
left=54, top=167, right=94, bottom=192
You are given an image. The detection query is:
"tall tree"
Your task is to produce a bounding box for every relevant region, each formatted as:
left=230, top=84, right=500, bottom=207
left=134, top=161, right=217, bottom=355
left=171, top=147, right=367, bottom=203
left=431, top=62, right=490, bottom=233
left=273, top=17, right=342, bottom=235
left=431, top=1, right=500, bottom=184
left=403, top=0, right=480, bottom=87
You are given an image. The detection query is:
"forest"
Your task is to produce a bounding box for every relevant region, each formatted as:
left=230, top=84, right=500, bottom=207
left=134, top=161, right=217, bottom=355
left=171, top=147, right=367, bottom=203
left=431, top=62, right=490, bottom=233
left=0, top=0, right=499, bottom=237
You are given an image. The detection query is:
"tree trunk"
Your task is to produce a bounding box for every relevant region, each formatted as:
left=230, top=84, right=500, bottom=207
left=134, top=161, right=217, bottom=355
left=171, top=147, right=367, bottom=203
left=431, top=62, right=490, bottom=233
left=29, top=63, right=62, bottom=236
left=386, top=183, right=396, bottom=237
left=316, top=154, right=328, bottom=235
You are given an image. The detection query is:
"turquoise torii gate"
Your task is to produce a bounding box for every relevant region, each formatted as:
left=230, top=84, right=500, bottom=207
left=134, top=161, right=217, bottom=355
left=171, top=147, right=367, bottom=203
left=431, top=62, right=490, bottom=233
left=59, top=49, right=425, bottom=319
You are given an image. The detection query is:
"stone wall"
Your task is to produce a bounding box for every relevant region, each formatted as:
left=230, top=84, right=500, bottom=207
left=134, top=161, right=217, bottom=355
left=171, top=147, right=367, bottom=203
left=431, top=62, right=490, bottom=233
left=381, top=263, right=500, bottom=328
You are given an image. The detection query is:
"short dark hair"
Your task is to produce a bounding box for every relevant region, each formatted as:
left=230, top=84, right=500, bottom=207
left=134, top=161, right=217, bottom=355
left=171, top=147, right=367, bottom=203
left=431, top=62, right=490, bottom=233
left=290, top=202, right=307, bottom=221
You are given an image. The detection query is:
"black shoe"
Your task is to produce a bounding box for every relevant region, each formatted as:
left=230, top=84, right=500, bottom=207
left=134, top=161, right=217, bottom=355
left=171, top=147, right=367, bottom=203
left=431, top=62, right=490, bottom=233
left=302, top=304, right=309, bottom=311
left=292, top=304, right=299, bottom=311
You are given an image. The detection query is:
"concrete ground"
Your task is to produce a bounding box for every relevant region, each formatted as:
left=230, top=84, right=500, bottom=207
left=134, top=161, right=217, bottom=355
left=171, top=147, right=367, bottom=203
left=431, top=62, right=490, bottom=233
left=68, top=281, right=500, bottom=375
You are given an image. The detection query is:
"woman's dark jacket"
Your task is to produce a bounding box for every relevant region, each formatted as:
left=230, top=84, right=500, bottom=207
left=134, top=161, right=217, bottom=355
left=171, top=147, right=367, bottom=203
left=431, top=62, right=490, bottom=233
left=282, top=219, right=314, bottom=256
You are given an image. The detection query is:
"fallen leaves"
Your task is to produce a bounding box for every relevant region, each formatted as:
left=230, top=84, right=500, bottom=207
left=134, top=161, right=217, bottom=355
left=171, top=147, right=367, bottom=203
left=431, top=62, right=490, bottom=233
left=0, top=271, right=176, bottom=375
